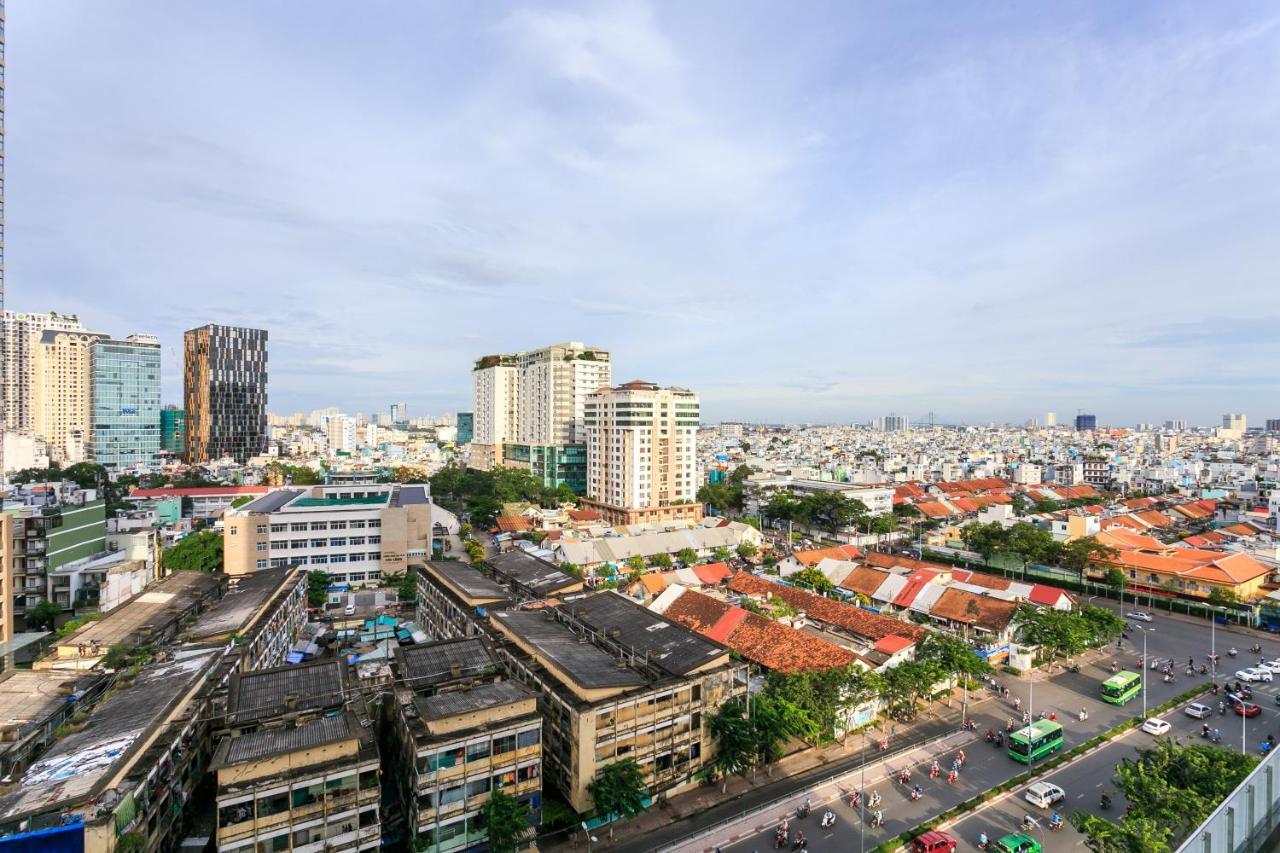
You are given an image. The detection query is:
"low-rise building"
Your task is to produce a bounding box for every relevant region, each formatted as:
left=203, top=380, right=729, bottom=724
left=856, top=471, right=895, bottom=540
left=415, top=561, right=514, bottom=641
left=214, top=661, right=381, bottom=852
left=223, top=483, right=443, bottom=586
left=388, top=638, right=541, bottom=852
left=487, top=591, right=747, bottom=813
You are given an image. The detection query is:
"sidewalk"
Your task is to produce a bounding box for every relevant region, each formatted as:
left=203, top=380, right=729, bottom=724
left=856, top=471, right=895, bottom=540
left=547, top=690, right=992, bottom=853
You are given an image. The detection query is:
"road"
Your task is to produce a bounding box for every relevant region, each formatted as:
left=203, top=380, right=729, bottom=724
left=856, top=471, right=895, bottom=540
left=700, top=613, right=1280, bottom=853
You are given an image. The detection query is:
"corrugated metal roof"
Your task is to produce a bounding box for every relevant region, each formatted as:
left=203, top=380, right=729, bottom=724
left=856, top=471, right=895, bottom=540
left=416, top=681, right=533, bottom=721
left=224, top=714, right=353, bottom=764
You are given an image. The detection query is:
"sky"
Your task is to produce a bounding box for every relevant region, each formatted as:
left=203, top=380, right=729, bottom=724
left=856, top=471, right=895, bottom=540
left=9, top=2, right=1280, bottom=427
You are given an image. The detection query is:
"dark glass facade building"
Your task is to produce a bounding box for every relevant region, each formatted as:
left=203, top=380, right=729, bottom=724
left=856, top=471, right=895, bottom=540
left=183, top=324, right=268, bottom=464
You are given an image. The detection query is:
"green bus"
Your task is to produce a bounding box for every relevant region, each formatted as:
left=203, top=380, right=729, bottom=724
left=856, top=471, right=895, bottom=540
left=1101, top=671, right=1142, bottom=705
left=1008, top=719, right=1064, bottom=764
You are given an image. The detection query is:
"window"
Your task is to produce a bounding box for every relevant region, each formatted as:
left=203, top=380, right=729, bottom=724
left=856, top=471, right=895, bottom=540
left=517, top=729, right=540, bottom=749
left=368, top=535, right=381, bottom=545
left=310, top=522, right=329, bottom=531
left=256, top=542, right=267, bottom=552
left=311, top=539, right=327, bottom=548
left=517, top=764, right=539, bottom=782
left=367, top=552, right=381, bottom=561
left=493, top=734, right=517, bottom=756
left=290, top=523, right=308, bottom=532
left=329, top=554, right=348, bottom=564
left=349, top=536, right=366, bottom=546
left=330, top=521, right=347, bottom=530
left=349, top=553, right=365, bottom=563
left=290, top=540, right=308, bottom=550
left=270, top=523, right=287, bottom=533
left=330, top=537, right=347, bottom=547
left=465, top=778, right=491, bottom=798
left=466, top=742, right=491, bottom=763
left=229, top=527, right=238, bottom=536
left=351, top=520, right=367, bottom=529
left=310, top=555, right=328, bottom=565
left=256, top=525, right=267, bottom=535
left=428, top=746, right=464, bottom=771
left=368, top=519, right=381, bottom=529
left=438, top=784, right=465, bottom=806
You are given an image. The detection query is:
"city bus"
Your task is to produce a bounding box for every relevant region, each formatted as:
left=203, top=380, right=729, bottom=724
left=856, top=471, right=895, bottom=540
left=1101, top=671, right=1142, bottom=705
left=1008, top=719, right=1064, bottom=764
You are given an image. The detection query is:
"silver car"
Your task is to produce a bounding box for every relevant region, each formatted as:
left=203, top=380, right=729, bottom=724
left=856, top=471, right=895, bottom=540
left=1184, top=703, right=1213, bottom=719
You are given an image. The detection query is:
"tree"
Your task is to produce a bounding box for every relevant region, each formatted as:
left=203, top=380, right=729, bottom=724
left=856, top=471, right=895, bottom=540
left=392, top=571, right=417, bottom=604
left=1207, top=586, right=1239, bottom=607
left=587, top=760, right=648, bottom=837
left=737, top=541, right=758, bottom=559
left=892, top=503, right=922, bottom=519
left=482, top=787, right=530, bottom=853
left=1010, top=493, right=1031, bottom=516
left=558, top=561, right=582, bottom=579
left=676, top=548, right=699, bottom=566
left=764, top=491, right=801, bottom=523
left=1005, top=522, right=1057, bottom=577
left=713, top=547, right=733, bottom=562
left=1059, top=536, right=1120, bottom=582
left=752, top=691, right=818, bottom=769
left=869, top=514, right=896, bottom=547
left=1071, top=740, right=1256, bottom=852
left=961, top=522, right=1008, bottom=563
left=650, top=553, right=673, bottom=569
left=917, top=634, right=992, bottom=704
left=307, top=570, right=333, bottom=607
left=265, top=462, right=322, bottom=485
left=26, top=599, right=62, bottom=631
left=707, top=700, right=755, bottom=791
left=625, top=555, right=646, bottom=575
left=764, top=666, right=880, bottom=743
left=161, top=530, right=223, bottom=573
left=1103, top=567, right=1127, bottom=590
left=790, top=566, right=834, bottom=595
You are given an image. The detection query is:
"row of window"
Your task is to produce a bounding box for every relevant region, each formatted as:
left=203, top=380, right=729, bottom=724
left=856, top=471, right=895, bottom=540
left=267, top=536, right=379, bottom=549
left=421, top=730, right=541, bottom=773
left=417, top=764, right=540, bottom=810
left=266, top=519, right=381, bottom=533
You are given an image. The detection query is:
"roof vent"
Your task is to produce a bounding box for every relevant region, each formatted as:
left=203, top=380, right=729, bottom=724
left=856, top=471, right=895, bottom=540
left=449, top=664, right=462, bottom=678
left=607, top=627, right=622, bottom=639
left=577, top=634, right=590, bottom=644
left=284, top=693, right=300, bottom=711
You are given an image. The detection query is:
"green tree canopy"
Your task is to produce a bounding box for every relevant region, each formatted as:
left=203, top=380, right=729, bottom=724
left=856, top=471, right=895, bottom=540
left=1059, top=536, right=1120, bottom=581
left=481, top=787, right=530, bottom=853
left=707, top=700, right=756, bottom=791
left=306, top=570, right=333, bottom=607
left=650, top=552, right=673, bottom=569
left=161, top=530, right=223, bottom=573
left=789, top=566, right=834, bottom=595
left=737, top=541, right=758, bottom=559
left=26, top=600, right=62, bottom=631
left=676, top=548, right=699, bottom=565
left=587, top=760, right=648, bottom=838
left=713, top=546, right=733, bottom=562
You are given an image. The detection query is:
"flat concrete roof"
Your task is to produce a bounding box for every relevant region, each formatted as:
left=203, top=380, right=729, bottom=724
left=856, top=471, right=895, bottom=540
left=57, top=571, right=222, bottom=652
left=185, top=565, right=302, bottom=642
left=0, top=671, right=93, bottom=738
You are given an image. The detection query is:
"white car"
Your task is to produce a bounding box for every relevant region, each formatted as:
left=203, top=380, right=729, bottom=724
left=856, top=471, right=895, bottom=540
left=1184, top=703, right=1213, bottom=719
left=1142, top=718, right=1171, bottom=735
left=1236, top=668, right=1274, bottom=683
left=1024, top=782, right=1066, bottom=808
left=1258, top=660, right=1280, bottom=674
left=1127, top=611, right=1153, bottom=622
left=344, top=604, right=356, bottom=615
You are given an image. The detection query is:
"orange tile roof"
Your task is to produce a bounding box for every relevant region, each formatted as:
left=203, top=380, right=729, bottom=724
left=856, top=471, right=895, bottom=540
left=838, top=566, right=892, bottom=597
left=728, top=572, right=927, bottom=643
left=792, top=545, right=862, bottom=566
left=1134, top=510, right=1175, bottom=528
left=928, top=588, right=1019, bottom=633
left=566, top=509, right=601, bottom=522
left=692, top=562, right=732, bottom=585
left=915, top=501, right=954, bottom=519
left=495, top=515, right=535, bottom=532
left=663, top=589, right=856, bottom=674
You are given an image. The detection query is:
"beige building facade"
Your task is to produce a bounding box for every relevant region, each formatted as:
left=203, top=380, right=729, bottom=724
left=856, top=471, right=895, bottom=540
left=224, top=484, right=438, bottom=586
left=581, top=381, right=703, bottom=526
left=33, top=328, right=103, bottom=461
left=2, top=311, right=86, bottom=435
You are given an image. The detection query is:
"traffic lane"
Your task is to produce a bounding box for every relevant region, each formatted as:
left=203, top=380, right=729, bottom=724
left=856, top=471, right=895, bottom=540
left=1089, top=598, right=1273, bottom=657
left=944, top=732, right=1134, bottom=852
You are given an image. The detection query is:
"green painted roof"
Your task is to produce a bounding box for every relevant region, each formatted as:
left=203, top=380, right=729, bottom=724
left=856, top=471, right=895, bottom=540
left=291, top=496, right=387, bottom=507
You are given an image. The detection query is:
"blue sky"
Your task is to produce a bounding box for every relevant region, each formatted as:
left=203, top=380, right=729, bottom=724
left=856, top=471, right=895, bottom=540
left=9, top=2, right=1280, bottom=426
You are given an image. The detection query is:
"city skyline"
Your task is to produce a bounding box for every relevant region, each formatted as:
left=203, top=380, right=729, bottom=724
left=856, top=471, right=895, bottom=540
left=10, top=3, right=1280, bottom=423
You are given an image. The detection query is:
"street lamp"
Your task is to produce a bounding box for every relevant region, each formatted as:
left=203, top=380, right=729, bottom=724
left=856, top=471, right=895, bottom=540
left=860, top=728, right=867, bottom=853
left=1135, top=626, right=1154, bottom=720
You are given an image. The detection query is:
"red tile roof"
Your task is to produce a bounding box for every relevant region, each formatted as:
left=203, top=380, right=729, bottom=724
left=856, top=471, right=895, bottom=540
left=791, top=544, right=862, bottom=566
left=692, top=562, right=732, bottom=585
left=915, top=501, right=954, bottom=519
left=892, top=570, right=940, bottom=608
left=1028, top=584, right=1068, bottom=607
left=566, top=509, right=601, bottom=522
left=728, top=572, right=927, bottom=643
left=874, top=635, right=914, bottom=654
left=1134, top=510, right=1174, bottom=528
left=929, top=588, right=1020, bottom=633
left=663, top=589, right=856, bottom=674
left=495, top=515, right=535, bottom=532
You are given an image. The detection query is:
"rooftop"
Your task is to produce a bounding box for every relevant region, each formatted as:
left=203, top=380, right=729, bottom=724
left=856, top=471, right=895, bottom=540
left=568, top=591, right=728, bottom=677
left=228, top=660, right=345, bottom=727
left=416, top=680, right=534, bottom=721
left=487, top=550, right=582, bottom=597
left=398, top=638, right=498, bottom=691
left=221, top=713, right=357, bottom=766
left=240, top=488, right=301, bottom=514
left=291, top=495, right=388, bottom=507
left=420, top=561, right=513, bottom=605
left=55, top=571, right=222, bottom=654
left=490, top=610, right=648, bottom=691
left=184, top=565, right=303, bottom=642
left=0, top=652, right=219, bottom=821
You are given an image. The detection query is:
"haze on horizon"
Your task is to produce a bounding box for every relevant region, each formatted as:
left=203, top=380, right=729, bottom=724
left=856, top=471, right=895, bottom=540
left=9, top=2, right=1280, bottom=426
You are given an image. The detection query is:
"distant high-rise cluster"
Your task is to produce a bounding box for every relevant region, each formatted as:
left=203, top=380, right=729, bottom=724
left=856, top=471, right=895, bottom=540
left=470, top=342, right=611, bottom=492
left=1222, top=413, right=1247, bottom=433
left=1074, top=413, right=1097, bottom=431
left=183, top=324, right=268, bottom=464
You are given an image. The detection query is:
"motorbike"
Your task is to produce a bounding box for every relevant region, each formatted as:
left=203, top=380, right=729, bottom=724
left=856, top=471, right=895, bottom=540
left=1163, top=674, right=1175, bottom=684
left=1069, top=663, right=1081, bottom=673
left=1100, top=795, right=1112, bottom=810
left=1212, top=730, right=1223, bottom=744
left=820, top=811, right=836, bottom=829
left=796, top=802, right=811, bottom=819
left=1252, top=644, right=1263, bottom=654
left=849, top=791, right=861, bottom=809
left=910, top=787, right=922, bottom=802
left=985, top=730, right=996, bottom=743
left=791, top=833, right=806, bottom=851
left=1186, top=667, right=1195, bottom=676
left=962, top=718, right=977, bottom=731
left=996, top=732, right=1005, bottom=747
left=1229, top=648, right=1239, bottom=657
left=898, top=770, right=911, bottom=785
left=929, top=764, right=940, bottom=779
left=1048, top=818, right=1065, bottom=832
left=947, top=770, right=958, bottom=784
left=977, top=835, right=991, bottom=851
left=869, top=812, right=884, bottom=829
left=867, top=792, right=881, bottom=810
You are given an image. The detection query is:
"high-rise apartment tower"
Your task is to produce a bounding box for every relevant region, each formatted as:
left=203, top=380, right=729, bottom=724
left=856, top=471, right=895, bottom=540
left=184, top=324, right=268, bottom=464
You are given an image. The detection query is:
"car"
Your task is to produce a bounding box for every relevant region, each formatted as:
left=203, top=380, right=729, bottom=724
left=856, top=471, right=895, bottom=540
left=1185, top=702, right=1213, bottom=719
left=1023, top=781, right=1066, bottom=808
left=1142, top=718, right=1172, bottom=735
left=1127, top=611, right=1153, bottom=622
left=344, top=604, right=356, bottom=615
left=995, top=833, right=1042, bottom=853
left=1259, top=660, right=1280, bottom=674
left=910, top=829, right=958, bottom=853
left=1236, top=668, right=1274, bottom=683
left=1235, top=702, right=1262, bottom=718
